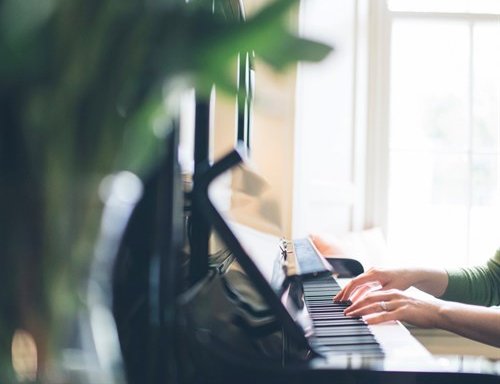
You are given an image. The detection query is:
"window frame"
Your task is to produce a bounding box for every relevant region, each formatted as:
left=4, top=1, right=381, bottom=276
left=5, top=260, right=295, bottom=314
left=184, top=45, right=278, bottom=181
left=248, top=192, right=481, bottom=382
left=366, top=0, right=500, bottom=264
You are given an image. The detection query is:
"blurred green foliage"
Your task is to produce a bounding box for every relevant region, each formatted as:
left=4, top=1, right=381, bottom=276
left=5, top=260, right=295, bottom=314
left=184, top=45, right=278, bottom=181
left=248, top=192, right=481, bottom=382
left=0, top=0, right=331, bottom=381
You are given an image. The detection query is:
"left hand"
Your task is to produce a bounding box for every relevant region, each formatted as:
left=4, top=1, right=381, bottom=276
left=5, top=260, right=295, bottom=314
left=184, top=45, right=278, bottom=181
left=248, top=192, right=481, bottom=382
left=344, top=289, right=443, bottom=328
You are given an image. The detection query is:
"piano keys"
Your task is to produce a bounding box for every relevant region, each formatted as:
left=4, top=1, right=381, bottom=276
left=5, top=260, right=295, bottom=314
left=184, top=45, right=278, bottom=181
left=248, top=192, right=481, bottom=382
left=302, top=276, right=384, bottom=356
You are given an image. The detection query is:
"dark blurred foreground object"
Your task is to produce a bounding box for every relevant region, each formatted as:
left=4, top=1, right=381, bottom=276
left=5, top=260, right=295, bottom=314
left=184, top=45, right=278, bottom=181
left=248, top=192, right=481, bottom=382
left=0, top=0, right=331, bottom=382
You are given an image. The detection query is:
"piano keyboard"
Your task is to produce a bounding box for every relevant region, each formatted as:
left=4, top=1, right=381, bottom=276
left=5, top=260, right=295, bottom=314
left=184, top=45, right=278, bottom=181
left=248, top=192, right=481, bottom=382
left=302, top=275, right=384, bottom=356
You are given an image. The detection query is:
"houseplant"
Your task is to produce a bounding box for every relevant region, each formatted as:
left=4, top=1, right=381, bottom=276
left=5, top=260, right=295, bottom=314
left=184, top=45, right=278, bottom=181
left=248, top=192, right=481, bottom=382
left=0, top=0, right=331, bottom=382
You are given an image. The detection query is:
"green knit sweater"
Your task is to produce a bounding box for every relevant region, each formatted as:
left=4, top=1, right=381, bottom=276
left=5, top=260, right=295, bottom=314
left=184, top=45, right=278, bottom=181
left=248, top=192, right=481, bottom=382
left=441, top=249, right=500, bottom=306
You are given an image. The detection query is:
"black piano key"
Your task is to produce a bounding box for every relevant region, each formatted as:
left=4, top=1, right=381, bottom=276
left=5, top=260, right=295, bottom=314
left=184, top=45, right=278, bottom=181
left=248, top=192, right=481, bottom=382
left=303, top=287, right=338, bottom=290
left=306, top=303, right=347, bottom=313
left=308, top=304, right=349, bottom=308
left=305, top=300, right=343, bottom=304
left=305, top=300, right=341, bottom=305
left=310, top=314, right=360, bottom=320
left=308, top=305, right=347, bottom=313
left=307, top=302, right=348, bottom=307
left=314, top=344, right=384, bottom=355
left=308, top=306, right=347, bottom=312
left=303, top=285, right=339, bottom=290
left=305, top=302, right=349, bottom=307
left=309, top=312, right=347, bottom=317
left=303, top=285, right=337, bottom=289
left=310, top=312, right=347, bottom=317
left=313, top=340, right=381, bottom=351
left=309, top=310, right=351, bottom=315
left=305, top=297, right=339, bottom=302
left=314, top=327, right=373, bottom=337
left=313, top=320, right=366, bottom=327
left=304, top=283, right=338, bottom=287
left=306, top=306, right=350, bottom=313
left=311, top=335, right=379, bottom=346
left=304, top=289, right=339, bottom=293
left=305, top=298, right=346, bottom=302
left=309, top=310, right=353, bottom=316
left=303, top=292, right=339, bottom=297
left=307, top=304, right=345, bottom=309
left=304, top=283, right=339, bottom=288
left=311, top=319, right=360, bottom=324
left=313, top=341, right=382, bottom=350
left=304, top=296, right=338, bottom=301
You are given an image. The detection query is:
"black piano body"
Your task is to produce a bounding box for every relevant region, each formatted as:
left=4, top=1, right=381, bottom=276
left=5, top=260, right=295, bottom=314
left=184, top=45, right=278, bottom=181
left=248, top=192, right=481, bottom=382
left=111, top=136, right=500, bottom=384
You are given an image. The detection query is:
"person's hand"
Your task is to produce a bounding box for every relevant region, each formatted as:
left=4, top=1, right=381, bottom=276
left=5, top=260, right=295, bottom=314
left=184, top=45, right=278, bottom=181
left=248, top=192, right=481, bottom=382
left=311, top=234, right=449, bottom=301
left=333, top=267, right=416, bottom=302
left=344, top=289, right=443, bottom=328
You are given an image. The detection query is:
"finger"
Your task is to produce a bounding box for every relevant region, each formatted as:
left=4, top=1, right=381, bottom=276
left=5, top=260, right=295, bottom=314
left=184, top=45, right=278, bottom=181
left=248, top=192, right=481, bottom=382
left=358, top=289, right=404, bottom=304
left=345, top=290, right=403, bottom=314
left=333, top=278, right=354, bottom=302
left=333, top=273, right=378, bottom=302
left=334, top=273, right=370, bottom=301
left=364, top=309, right=401, bottom=325
left=333, top=282, right=352, bottom=302
left=347, top=285, right=372, bottom=303
left=344, top=301, right=388, bottom=317
left=349, top=282, right=382, bottom=303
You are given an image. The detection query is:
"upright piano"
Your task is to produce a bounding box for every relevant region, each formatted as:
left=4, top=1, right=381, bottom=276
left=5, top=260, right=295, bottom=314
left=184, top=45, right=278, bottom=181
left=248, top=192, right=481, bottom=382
left=174, top=148, right=500, bottom=384
left=111, top=135, right=499, bottom=384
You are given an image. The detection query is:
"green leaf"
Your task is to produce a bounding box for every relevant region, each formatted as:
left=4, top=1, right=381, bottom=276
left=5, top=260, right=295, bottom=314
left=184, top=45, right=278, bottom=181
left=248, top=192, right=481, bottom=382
left=258, top=34, right=333, bottom=69
left=190, top=1, right=332, bottom=94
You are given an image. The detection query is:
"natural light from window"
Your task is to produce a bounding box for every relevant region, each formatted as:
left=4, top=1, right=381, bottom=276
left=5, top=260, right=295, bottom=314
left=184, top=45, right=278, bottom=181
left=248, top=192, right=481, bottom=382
left=386, top=10, right=500, bottom=267
left=388, top=0, right=500, bottom=14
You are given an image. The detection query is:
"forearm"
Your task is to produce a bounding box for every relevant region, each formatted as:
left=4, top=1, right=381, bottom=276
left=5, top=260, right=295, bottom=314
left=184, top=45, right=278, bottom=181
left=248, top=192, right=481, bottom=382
left=436, top=301, right=500, bottom=347
left=410, top=268, right=448, bottom=297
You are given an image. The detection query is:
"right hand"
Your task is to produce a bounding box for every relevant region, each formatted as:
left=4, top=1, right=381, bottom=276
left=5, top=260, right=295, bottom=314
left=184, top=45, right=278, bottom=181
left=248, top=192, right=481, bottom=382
left=334, top=267, right=417, bottom=303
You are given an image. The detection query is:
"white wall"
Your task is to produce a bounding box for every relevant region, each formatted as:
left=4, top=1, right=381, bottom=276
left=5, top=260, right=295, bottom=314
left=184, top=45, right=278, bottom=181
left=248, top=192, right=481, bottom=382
left=209, top=0, right=373, bottom=240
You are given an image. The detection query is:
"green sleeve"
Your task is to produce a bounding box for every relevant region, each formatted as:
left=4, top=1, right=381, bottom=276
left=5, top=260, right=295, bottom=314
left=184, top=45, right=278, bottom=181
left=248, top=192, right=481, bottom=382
left=441, top=249, right=500, bottom=306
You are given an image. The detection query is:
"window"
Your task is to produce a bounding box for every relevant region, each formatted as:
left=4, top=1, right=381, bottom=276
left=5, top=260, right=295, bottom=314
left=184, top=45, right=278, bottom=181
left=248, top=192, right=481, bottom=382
left=295, top=1, right=499, bottom=268
left=383, top=3, right=500, bottom=267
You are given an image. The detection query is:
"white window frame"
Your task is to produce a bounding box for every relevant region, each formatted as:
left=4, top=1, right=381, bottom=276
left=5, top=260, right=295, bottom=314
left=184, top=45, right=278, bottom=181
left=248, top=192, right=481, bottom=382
left=364, top=0, right=392, bottom=233
left=365, top=1, right=500, bottom=246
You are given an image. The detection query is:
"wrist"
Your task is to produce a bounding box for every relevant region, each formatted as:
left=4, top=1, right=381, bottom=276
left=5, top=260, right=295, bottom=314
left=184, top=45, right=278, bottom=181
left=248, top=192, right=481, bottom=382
left=403, top=268, right=428, bottom=288
left=412, top=268, right=448, bottom=297
left=434, top=299, right=452, bottom=329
